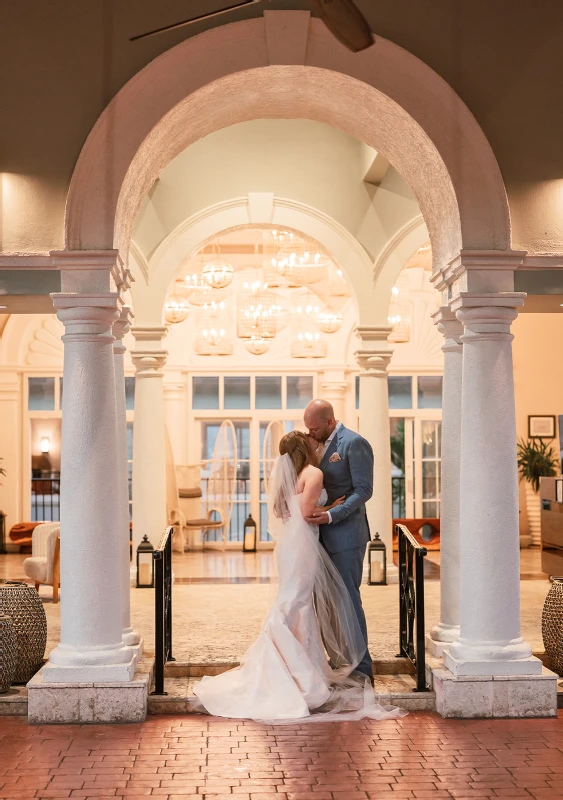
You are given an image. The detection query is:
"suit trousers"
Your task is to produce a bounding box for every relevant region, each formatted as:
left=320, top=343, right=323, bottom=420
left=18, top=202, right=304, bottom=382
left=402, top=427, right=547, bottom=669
left=327, top=543, right=373, bottom=678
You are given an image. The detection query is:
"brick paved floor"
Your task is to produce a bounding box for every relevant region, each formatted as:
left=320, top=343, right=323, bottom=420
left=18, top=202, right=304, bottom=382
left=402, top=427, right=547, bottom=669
left=1, top=712, right=563, bottom=800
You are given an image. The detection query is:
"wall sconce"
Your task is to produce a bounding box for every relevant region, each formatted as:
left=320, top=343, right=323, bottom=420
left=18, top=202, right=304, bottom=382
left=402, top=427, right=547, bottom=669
left=40, top=437, right=50, bottom=454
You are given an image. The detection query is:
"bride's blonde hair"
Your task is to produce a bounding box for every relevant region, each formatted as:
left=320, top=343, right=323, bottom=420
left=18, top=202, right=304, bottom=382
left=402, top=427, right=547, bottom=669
left=279, top=430, right=313, bottom=477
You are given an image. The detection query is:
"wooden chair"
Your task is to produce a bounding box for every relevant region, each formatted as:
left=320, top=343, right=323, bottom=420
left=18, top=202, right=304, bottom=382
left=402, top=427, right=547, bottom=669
left=23, top=522, right=61, bottom=602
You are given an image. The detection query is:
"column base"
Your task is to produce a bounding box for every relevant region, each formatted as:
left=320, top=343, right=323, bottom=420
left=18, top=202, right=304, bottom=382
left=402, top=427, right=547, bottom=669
left=426, top=632, right=457, bottom=658
left=432, top=664, right=557, bottom=718
left=123, top=627, right=141, bottom=647
left=444, top=648, right=543, bottom=677
left=445, top=633, right=540, bottom=675
left=428, top=622, right=460, bottom=657
left=125, top=636, right=144, bottom=667
left=44, top=642, right=137, bottom=683
left=27, top=658, right=152, bottom=724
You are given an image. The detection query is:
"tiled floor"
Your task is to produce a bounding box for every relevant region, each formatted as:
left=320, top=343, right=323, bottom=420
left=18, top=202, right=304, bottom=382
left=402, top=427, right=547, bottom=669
left=1, top=711, right=563, bottom=799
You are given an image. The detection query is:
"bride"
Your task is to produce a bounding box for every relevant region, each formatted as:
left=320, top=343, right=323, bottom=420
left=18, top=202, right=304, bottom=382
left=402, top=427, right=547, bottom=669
left=191, top=430, right=406, bottom=722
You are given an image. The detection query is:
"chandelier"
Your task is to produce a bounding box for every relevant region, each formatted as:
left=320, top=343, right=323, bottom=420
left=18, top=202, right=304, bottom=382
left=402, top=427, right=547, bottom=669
left=290, top=328, right=327, bottom=359
left=328, top=264, right=352, bottom=297
left=237, top=280, right=287, bottom=339
left=264, top=229, right=297, bottom=287
left=276, top=239, right=330, bottom=285
left=164, top=294, right=189, bottom=324
left=183, top=272, right=230, bottom=306
left=387, top=286, right=410, bottom=343
left=201, top=242, right=234, bottom=289
left=316, top=307, right=343, bottom=334
left=194, top=301, right=233, bottom=356
left=245, top=335, right=272, bottom=356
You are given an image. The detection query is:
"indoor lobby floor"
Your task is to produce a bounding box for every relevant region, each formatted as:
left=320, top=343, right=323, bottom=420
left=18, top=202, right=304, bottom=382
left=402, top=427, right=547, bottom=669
left=0, top=548, right=551, bottom=665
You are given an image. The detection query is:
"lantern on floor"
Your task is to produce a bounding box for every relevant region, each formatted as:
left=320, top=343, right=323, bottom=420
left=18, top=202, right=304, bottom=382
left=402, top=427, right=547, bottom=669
left=136, top=535, right=155, bottom=588
left=368, top=532, right=387, bottom=585
left=243, top=514, right=257, bottom=552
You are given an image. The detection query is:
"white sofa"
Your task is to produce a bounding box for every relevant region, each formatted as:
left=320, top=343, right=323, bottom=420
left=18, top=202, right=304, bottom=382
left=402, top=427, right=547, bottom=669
left=23, top=522, right=60, bottom=603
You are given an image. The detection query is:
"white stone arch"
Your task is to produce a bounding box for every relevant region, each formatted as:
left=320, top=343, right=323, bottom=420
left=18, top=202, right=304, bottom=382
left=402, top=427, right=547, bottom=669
left=371, top=214, right=429, bottom=323
left=65, top=12, right=511, bottom=275
left=130, top=195, right=374, bottom=326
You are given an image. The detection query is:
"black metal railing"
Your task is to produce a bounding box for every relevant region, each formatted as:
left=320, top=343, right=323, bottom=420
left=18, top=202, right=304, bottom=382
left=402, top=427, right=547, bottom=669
left=152, top=526, right=175, bottom=695
left=392, top=476, right=406, bottom=519
left=396, top=523, right=429, bottom=692
left=31, top=475, right=60, bottom=521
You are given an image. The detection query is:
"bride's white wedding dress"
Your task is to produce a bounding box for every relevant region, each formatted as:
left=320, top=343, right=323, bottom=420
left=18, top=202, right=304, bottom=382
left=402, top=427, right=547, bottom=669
left=191, top=455, right=406, bottom=722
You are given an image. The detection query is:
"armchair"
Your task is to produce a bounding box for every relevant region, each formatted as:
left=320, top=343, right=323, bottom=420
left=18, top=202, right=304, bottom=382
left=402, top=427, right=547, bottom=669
left=23, top=522, right=61, bottom=603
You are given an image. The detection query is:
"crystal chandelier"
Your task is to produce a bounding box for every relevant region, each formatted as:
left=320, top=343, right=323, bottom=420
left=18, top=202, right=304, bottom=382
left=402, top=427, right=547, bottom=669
left=316, top=307, right=343, bottom=334
left=245, top=335, right=272, bottom=356
left=163, top=294, right=189, bottom=324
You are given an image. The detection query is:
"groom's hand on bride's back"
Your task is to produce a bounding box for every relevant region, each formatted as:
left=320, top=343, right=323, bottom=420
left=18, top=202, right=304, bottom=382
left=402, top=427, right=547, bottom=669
left=306, top=510, right=330, bottom=525
left=306, top=495, right=344, bottom=525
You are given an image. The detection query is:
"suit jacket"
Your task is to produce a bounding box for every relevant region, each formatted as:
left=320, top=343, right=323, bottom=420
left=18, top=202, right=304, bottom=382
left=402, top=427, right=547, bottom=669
left=318, top=424, right=374, bottom=554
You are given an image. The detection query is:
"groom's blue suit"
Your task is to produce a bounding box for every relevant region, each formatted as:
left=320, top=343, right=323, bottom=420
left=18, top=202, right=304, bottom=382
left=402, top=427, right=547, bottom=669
left=318, top=424, right=374, bottom=678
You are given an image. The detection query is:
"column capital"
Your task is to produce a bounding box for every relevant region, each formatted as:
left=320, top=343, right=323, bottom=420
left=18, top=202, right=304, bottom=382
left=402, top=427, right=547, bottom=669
left=52, top=294, right=120, bottom=342
left=132, top=351, right=167, bottom=377
left=432, top=306, right=463, bottom=352
left=355, top=325, right=393, bottom=377
left=452, top=292, right=525, bottom=340
left=432, top=250, right=527, bottom=296
left=113, top=306, right=133, bottom=354
left=131, top=326, right=168, bottom=345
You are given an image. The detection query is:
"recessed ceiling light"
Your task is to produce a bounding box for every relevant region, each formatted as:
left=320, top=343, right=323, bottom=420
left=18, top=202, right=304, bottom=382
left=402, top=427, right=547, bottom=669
left=0, top=305, right=7, bottom=309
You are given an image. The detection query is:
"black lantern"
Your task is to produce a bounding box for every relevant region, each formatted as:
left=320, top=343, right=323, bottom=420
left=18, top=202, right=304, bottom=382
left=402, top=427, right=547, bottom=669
left=368, top=532, right=387, bottom=585
left=243, top=514, right=257, bottom=552
left=136, top=535, right=155, bottom=588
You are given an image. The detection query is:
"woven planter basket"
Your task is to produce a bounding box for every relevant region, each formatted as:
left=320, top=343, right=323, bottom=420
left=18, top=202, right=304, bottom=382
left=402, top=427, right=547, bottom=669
left=0, top=581, right=47, bottom=683
left=0, top=613, right=17, bottom=693
left=542, top=577, right=563, bottom=675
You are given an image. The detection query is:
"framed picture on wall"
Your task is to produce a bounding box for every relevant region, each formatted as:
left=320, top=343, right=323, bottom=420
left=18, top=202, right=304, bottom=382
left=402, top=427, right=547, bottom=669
left=528, top=415, right=556, bottom=439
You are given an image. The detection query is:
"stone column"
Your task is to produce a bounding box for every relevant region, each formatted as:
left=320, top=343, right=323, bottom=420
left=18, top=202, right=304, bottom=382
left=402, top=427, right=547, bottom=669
left=113, top=308, right=141, bottom=651
left=444, top=294, right=540, bottom=676
left=428, top=308, right=463, bottom=655
left=163, top=375, right=188, bottom=467
left=131, top=327, right=168, bottom=576
left=355, top=326, right=398, bottom=583
left=45, top=283, right=135, bottom=682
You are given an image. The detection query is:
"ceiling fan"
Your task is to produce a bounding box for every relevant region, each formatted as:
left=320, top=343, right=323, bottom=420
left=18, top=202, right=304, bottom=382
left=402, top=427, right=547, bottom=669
left=130, top=0, right=374, bottom=53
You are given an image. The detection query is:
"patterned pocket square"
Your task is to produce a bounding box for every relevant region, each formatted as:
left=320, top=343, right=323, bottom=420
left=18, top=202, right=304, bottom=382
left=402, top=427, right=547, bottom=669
left=329, top=452, right=342, bottom=463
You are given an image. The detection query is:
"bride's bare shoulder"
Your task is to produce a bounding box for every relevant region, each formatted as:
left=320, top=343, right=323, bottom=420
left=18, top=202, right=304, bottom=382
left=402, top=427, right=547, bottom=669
left=301, top=464, right=323, bottom=483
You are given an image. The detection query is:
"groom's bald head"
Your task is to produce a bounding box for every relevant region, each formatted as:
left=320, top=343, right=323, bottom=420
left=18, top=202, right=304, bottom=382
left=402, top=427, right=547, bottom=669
left=304, top=399, right=337, bottom=443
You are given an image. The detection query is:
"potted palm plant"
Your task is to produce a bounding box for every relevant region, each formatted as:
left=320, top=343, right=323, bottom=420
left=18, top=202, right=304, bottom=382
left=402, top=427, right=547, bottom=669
left=517, top=438, right=559, bottom=546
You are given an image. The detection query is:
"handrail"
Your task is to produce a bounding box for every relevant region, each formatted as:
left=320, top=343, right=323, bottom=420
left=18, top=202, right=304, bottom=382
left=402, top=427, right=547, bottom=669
left=395, top=523, right=429, bottom=692
left=151, top=526, right=175, bottom=695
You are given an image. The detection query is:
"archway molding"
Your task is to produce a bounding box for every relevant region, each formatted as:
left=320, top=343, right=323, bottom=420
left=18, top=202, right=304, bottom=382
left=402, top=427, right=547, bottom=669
left=65, top=12, right=511, bottom=276
left=129, top=195, right=375, bottom=326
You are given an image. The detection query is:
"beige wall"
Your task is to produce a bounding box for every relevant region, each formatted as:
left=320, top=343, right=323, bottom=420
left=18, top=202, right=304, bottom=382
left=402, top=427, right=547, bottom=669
left=513, top=313, right=563, bottom=535
left=2, top=1, right=563, bottom=253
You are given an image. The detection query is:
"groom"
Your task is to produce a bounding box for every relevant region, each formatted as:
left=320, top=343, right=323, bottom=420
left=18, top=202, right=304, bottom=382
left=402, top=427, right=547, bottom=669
left=304, top=399, right=374, bottom=681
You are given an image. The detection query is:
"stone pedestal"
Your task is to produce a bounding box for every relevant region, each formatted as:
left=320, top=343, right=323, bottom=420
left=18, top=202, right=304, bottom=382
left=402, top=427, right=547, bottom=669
left=429, top=309, right=462, bottom=651
left=432, top=665, right=557, bottom=718
left=131, top=327, right=168, bottom=581
left=28, top=659, right=152, bottom=724
left=356, top=326, right=397, bottom=583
